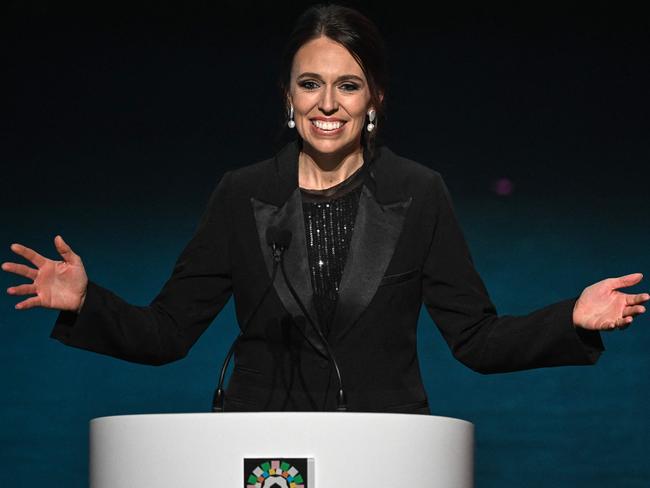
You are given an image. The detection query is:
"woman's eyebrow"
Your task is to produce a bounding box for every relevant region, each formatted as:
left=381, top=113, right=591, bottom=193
left=296, top=72, right=365, bottom=83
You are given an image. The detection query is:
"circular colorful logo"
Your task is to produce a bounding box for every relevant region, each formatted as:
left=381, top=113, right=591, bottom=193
left=246, top=459, right=305, bottom=488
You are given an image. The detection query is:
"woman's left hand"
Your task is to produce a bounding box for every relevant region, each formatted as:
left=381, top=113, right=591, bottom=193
left=573, top=273, right=649, bottom=330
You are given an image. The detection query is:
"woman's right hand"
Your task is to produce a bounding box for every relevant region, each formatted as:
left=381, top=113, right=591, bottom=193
left=2, top=235, right=88, bottom=313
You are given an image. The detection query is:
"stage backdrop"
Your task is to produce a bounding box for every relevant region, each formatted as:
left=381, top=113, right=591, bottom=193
left=2, top=2, right=649, bottom=487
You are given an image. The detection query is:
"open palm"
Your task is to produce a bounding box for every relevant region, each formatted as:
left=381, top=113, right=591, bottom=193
left=2, top=235, right=88, bottom=312
left=573, top=273, right=649, bottom=330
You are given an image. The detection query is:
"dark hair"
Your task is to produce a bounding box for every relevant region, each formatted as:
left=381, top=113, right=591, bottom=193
left=279, top=3, right=388, bottom=155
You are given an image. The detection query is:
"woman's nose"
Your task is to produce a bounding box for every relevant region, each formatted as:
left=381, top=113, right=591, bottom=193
left=318, top=86, right=338, bottom=114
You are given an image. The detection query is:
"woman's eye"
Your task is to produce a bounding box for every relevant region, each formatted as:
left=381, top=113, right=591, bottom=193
left=299, top=80, right=319, bottom=90
left=340, top=83, right=359, bottom=92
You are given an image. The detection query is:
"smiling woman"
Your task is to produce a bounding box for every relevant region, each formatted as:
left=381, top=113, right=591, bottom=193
left=279, top=5, right=387, bottom=190
left=289, top=36, right=374, bottom=189
left=2, top=3, right=648, bottom=417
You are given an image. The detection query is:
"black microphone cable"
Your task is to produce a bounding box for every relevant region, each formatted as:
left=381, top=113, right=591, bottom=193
left=277, top=243, right=348, bottom=412
left=212, top=226, right=348, bottom=412
left=211, top=228, right=285, bottom=412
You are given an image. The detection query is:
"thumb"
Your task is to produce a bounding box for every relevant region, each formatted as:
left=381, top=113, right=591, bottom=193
left=54, top=235, right=81, bottom=265
left=612, top=273, right=643, bottom=289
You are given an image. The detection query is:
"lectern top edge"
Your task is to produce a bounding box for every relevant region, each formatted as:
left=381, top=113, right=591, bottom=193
left=89, top=411, right=474, bottom=428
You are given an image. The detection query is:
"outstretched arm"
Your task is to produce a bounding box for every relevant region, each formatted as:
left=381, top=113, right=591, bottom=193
left=2, top=172, right=234, bottom=365
left=422, top=173, right=610, bottom=374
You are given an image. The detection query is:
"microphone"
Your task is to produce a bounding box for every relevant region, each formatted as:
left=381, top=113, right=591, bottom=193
left=211, top=227, right=285, bottom=412
left=275, top=229, right=348, bottom=412
left=267, top=226, right=292, bottom=263
left=212, top=225, right=348, bottom=412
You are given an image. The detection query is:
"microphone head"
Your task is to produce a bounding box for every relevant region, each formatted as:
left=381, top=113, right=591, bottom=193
left=276, top=229, right=292, bottom=249
left=266, top=226, right=279, bottom=247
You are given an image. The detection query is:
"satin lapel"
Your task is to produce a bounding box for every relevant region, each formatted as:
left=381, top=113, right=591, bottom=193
left=332, top=185, right=413, bottom=340
left=251, top=189, right=328, bottom=359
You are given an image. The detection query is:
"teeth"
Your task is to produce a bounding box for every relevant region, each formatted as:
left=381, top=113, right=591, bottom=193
left=312, top=120, right=343, bottom=131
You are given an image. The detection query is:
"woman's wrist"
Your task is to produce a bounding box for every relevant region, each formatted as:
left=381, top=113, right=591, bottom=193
left=76, top=291, right=87, bottom=314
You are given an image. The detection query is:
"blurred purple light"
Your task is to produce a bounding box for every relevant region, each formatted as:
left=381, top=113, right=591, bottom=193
left=493, top=177, right=514, bottom=196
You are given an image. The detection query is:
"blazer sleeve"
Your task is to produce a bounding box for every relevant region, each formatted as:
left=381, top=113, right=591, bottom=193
left=50, top=172, right=234, bottom=365
left=421, top=173, right=604, bottom=374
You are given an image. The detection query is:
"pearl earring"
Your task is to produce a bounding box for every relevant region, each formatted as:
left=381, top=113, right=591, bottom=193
left=366, top=109, right=376, bottom=132
left=287, top=104, right=296, bottom=129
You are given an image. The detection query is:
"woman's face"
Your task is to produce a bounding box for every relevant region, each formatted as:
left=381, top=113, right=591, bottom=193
left=288, top=36, right=373, bottom=158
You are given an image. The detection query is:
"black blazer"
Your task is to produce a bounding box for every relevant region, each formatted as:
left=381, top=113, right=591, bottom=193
left=52, top=140, right=603, bottom=413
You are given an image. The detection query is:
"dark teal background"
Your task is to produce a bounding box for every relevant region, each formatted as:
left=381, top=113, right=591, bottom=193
left=2, top=1, right=649, bottom=486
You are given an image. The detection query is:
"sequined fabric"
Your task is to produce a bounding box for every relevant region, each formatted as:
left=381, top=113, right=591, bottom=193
left=300, top=165, right=365, bottom=337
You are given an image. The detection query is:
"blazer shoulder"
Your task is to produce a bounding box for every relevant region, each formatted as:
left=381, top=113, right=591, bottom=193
left=375, top=146, right=447, bottom=198
left=212, top=155, right=277, bottom=199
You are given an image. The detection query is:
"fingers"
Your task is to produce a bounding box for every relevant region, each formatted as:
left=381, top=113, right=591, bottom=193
left=604, top=316, right=633, bottom=330
left=14, top=296, right=42, bottom=310
left=612, top=273, right=644, bottom=289
left=7, top=283, right=36, bottom=296
left=54, top=235, right=81, bottom=265
left=9, top=243, right=47, bottom=268
left=623, top=304, right=646, bottom=317
left=625, top=293, right=650, bottom=306
left=1, top=261, right=38, bottom=280
left=615, top=316, right=633, bottom=329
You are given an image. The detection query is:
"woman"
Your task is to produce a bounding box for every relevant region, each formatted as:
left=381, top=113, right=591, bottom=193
left=2, top=4, right=648, bottom=413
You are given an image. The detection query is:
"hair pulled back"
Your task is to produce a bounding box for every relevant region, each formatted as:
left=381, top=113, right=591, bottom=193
left=279, top=4, right=388, bottom=155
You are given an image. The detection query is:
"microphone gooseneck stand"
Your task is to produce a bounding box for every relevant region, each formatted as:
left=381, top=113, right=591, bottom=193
left=274, top=230, right=348, bottom=412
left=212, top=226, right=348, bottom=412
left=211, top=228, right=282, bottom=412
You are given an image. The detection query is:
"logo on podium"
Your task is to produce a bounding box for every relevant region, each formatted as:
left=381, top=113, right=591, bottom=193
left=244, top=458, right=314, bottom=488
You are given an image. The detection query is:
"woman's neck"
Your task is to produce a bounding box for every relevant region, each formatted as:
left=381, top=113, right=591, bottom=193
left=298, top=143, right=364, bottom=190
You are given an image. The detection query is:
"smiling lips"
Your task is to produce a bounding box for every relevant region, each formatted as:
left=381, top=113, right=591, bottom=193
left=311, top=119, right=346, bottom=133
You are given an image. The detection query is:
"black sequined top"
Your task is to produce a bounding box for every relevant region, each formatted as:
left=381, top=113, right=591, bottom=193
left=300, top=164, right=365, bottom=337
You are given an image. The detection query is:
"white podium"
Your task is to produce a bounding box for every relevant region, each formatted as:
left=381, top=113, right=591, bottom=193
left=89, top=412, right=474, bottom=487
